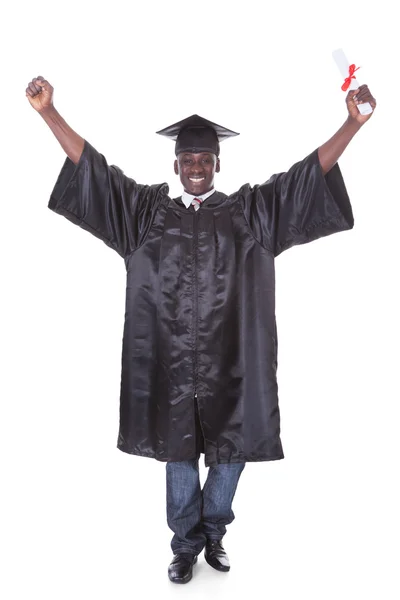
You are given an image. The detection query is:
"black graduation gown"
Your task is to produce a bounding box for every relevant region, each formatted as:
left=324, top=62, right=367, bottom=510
left=48, top=140, right=354, bottom=466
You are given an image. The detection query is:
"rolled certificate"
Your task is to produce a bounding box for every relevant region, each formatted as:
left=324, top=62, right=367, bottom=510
left=332, top=48, right=373, bottom=116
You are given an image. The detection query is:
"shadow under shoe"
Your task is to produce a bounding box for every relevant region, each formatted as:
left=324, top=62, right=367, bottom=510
left=168, top=553, right=198, bottom=584
left=204, top=540, right=230, bottom=572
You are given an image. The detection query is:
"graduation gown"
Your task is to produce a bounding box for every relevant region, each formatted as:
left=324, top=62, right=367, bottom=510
left=48, top=140, right=354, bottom=466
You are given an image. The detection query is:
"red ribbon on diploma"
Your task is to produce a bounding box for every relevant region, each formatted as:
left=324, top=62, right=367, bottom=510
left=341, top=64, right=361, bottom=91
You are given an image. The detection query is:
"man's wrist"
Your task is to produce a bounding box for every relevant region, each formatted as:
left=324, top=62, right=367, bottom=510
left=345, top=115, right=363, bottom=133
left=38, top=104, right=58, bottom=119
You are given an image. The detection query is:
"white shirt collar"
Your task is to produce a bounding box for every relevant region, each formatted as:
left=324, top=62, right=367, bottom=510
left=181, top=188, right=216, bottom=209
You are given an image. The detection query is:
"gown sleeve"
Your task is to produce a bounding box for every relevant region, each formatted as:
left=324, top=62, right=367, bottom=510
left=48, top=140, right=168, bottom=258
left=239, top=148, right=354, bottom=257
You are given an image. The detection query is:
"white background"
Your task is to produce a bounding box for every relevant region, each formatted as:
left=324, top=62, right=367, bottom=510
left=1, top=0, right=399, bottom=598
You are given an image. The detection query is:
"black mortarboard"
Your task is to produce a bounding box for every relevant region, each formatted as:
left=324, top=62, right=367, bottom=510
left=156, top=114, right=239, bottom=157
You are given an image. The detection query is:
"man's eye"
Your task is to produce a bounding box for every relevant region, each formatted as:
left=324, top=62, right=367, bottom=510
left=184, top=160, right=192, bottom=165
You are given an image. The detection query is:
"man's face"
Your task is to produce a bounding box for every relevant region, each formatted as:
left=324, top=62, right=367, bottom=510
left=174, top=152, right=220, bottom=196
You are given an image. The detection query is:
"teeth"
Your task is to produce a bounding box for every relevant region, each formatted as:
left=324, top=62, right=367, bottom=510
left=189, top=177, right=205, bottom=182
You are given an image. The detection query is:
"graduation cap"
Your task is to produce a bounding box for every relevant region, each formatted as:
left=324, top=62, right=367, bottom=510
left=156, top=114, right=239, bottom=157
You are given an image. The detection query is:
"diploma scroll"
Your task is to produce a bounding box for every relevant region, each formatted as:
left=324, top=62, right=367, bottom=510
left=332, top=48, right=373, bottom=116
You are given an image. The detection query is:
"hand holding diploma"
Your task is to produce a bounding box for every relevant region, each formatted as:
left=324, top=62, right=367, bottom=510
left=345, top=84, right=376, bottom=125
left=332, top=48, right=376, bottom=123
left=318, top=52, right=377, bottom=174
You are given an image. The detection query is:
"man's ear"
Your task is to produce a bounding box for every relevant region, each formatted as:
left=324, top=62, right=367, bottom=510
left=216, top=158, right=221, bottom=173
left=174, top=159, right=179, bottom=175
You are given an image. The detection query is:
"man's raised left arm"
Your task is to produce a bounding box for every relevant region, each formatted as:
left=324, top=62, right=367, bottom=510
left=318, top=84, right=377, bottom=175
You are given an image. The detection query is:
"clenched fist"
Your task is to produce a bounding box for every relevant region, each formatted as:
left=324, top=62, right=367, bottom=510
left=346, top=84, right=376, bottom=125
left=26, top=76, right=54, bottom=112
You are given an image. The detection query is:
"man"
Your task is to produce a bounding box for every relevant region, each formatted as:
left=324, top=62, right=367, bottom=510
left=26, top=75, right=376, bottom=584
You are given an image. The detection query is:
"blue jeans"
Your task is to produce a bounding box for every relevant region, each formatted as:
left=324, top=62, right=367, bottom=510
left=166, top=458, right=245, bottom=556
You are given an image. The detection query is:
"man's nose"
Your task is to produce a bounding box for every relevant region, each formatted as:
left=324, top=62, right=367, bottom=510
left=191, top=162, right=204, bottom=173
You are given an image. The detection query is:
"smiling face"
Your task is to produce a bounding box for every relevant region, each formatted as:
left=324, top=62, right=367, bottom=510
left=174, top=152, right=220, bottom=196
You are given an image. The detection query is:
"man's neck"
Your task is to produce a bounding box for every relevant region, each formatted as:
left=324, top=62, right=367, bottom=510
left=181, top=188, right=215, bottom=208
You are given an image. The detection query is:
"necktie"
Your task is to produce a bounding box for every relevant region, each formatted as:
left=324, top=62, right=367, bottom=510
left=191, top=197, right=202, bottom=211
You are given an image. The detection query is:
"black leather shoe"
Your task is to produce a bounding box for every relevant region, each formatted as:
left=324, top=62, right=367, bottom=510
left=168, top=553, right=198, bottom=584
left=204, top=539, right=230, bottom=572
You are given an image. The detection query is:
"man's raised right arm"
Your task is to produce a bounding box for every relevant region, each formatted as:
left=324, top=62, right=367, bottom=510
left=26, top=76, right=84, bottom=165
